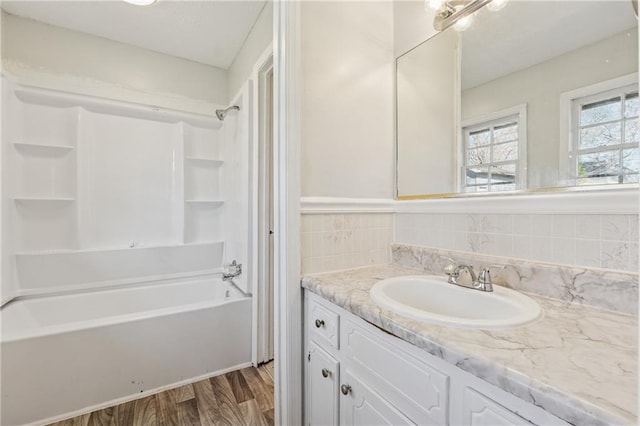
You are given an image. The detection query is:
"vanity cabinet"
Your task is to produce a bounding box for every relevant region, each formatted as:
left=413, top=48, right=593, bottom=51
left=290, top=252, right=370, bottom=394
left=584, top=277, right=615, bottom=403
left=304, top=291, right=568, bottom=426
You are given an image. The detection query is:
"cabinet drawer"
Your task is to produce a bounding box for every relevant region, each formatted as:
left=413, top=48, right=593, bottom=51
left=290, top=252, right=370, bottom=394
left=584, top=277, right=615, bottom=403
left=462, top=387, right=529, bottom=426
left=341, top=318, right=449, bottom=425
left=308, top=298, right=340, bottom=350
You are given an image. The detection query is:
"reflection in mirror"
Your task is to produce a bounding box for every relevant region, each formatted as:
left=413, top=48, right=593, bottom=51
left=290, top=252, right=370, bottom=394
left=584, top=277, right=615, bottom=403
left=397, top=30, right=457, bottom=196
left=396, top=1, right=639, bottom=198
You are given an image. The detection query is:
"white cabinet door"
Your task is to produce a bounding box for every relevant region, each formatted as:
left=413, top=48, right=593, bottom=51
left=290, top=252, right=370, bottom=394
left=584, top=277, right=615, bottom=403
left=339, top=369, right=413, bottom=426
left=306, top=342, right=340, bottom=426
left=462, top=387, right=530, bottom=426
left=341, top=317, right=449, bottom=424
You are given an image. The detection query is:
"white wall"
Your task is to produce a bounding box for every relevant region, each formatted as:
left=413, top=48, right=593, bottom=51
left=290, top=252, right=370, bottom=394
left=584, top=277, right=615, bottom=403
left=300, top=1, right=395, bottom=199
left=462, top=30, right=638, bottom=188
left=1, top=12, right=228, bottom=114
left=228, top=1, right=273, bottom=100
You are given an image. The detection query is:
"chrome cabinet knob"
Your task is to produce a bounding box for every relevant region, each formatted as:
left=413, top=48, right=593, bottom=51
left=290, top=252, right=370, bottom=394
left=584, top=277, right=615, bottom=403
left=315, top=319, right=325, bottom=328
left=321, top=368, right=331, bottom=378
left=341, top=384, right=352, bottom=395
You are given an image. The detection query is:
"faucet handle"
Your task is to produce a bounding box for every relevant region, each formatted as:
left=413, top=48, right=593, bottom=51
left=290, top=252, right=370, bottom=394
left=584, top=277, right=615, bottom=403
left=224, top=260, right=242, bottom=276
left=443, top=258, right=457, bottom=276
left=476, top=268, right=493, bottom=292
left=478, top=268, right=491, bottom=284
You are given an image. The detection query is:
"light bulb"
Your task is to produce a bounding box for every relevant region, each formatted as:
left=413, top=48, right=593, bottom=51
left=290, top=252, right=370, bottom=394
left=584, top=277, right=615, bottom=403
left=453, top=13, right=474, bottom=31
left=123, top=0, right=157, bottom=5
left=486, top=0, right=508, bottom=12
left=425, top=0, right=446, bottom=11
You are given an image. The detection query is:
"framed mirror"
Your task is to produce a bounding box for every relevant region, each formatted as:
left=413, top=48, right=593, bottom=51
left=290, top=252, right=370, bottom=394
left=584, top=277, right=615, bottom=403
left=396, top=0, right=639, bottom=198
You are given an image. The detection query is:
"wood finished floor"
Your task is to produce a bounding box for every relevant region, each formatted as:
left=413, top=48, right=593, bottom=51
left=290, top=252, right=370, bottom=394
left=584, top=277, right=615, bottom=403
left=48, top=363, right=274, bottom=426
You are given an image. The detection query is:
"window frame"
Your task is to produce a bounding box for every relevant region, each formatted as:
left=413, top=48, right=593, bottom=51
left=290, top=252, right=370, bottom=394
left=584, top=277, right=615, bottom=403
left=559, top=73, right=639, bottom=187
left=459, top=104, right=528, bottom=193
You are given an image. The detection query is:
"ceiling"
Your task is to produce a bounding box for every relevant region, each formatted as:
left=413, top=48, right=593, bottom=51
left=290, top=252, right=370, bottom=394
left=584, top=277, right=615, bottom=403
left=1, top=0, right=267, bottom=69
left=461, top=1, right=638, bottom=89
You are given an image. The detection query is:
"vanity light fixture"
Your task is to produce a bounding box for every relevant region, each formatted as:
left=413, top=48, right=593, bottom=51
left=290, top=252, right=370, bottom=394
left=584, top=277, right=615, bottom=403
left=429, top=0, right=506, bottom=32
left=123, top=0, right=157, bottom=5
left=425, top=0, right=447, bottom=11
left=452, top=14, right=474, bottom=31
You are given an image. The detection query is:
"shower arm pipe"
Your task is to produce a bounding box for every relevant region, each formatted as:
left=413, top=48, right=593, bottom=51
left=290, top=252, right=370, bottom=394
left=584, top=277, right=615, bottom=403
left=215, top=105, right=240, bottom=121
left=433, top=0, right=493, bottom=31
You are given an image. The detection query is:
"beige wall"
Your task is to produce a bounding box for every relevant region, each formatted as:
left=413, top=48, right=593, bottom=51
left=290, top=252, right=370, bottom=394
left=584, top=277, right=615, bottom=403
left=1, top=12, right=228, bottom=114
left=393, top=0, right=438, bottom=58
left=396, top=30, right=458, bottom=196
left=228, top=2, right=273, bottom=101
left=300, top=1, right=395, bottom=199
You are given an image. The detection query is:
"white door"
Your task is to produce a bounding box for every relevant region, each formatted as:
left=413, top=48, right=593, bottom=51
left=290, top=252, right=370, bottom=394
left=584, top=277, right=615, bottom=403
left=255, top=54, right=275, bottom=364
left=339, top=370, right=413, bottom=426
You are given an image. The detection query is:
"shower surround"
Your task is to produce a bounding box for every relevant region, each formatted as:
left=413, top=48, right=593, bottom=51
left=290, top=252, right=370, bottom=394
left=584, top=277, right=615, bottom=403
left=1, top=78, right=253, bottom=425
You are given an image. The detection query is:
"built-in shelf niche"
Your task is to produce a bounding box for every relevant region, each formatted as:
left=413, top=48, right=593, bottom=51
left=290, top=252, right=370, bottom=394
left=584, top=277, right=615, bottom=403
left=185, top=157, right=224, bottom=166
left=183, top=123, right=221, bottom=160
left=9, top=88, right=80, bottom=253
left=7, top=84, right=227, bottom=253
left=184, top=161, right=223, bottom=201
left=13, top=142, right=75, bottom=150
left=17, top=100, right=79, bottom=148
left=13, top=142, right=76, bottom=200
left=183, top=122, right=224, bottom=244
left=13, top=197, right=76, bottom=202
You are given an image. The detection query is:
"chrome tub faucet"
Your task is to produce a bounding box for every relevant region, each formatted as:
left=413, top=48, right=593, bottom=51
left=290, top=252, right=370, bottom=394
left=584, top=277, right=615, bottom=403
left=223, top=260, right=242, bottom=281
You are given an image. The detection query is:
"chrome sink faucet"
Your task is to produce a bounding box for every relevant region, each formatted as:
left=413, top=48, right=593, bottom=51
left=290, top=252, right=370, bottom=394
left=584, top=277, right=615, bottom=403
left=445, top=263, right=493, bottom=292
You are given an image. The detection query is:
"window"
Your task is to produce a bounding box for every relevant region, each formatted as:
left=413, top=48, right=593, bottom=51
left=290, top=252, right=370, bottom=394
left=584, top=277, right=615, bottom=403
left=461, top=107, right=526, bottom=193
left=570, top=83, right=639, bottom=185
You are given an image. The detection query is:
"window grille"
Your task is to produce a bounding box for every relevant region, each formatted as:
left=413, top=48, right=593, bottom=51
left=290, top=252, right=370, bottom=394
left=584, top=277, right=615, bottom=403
left=463, top=115, right=521, bottom=192
left=571, top=85, right=639, bottom=185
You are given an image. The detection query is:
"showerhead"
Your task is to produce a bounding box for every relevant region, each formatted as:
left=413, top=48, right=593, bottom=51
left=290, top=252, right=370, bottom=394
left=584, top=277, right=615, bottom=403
left=215, top=105, right=240, bottom=121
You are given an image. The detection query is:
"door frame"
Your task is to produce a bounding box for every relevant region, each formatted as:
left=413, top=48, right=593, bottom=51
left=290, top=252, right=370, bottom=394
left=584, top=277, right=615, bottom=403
left=250, top=46, right=275, bottom=366
left=273, top=1, right=302, bottom=424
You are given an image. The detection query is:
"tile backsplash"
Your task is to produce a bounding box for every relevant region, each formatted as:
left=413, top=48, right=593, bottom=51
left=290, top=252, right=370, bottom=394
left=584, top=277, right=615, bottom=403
left=395, top=213, right=639, bottom=272
left=301, top=213, right=393, bottom=274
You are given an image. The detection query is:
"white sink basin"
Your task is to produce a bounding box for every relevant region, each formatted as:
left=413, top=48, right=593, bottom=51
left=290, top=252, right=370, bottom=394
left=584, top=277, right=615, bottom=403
left=370, top=275, right=541, bottom=329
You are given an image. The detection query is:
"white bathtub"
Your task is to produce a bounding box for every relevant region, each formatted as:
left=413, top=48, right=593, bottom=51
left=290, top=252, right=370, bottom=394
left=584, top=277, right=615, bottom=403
left=1, top=275, right=252, bottom=426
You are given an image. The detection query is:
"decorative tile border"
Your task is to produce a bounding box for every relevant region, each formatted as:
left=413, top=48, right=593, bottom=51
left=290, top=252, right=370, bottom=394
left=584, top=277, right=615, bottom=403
left=392, top=243, right=638, bottom=315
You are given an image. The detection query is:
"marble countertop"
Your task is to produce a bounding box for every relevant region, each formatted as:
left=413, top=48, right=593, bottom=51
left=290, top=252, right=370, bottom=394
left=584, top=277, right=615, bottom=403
left=301, top=264, right=638, bottom=426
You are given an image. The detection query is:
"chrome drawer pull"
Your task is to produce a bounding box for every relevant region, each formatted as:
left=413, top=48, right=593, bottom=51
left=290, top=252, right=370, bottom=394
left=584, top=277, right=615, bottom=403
left=315, top=319, right=325, bottom=328
left=341, top=384, right=352, bottom=395
left=321, top=368, right=331, bottom=378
